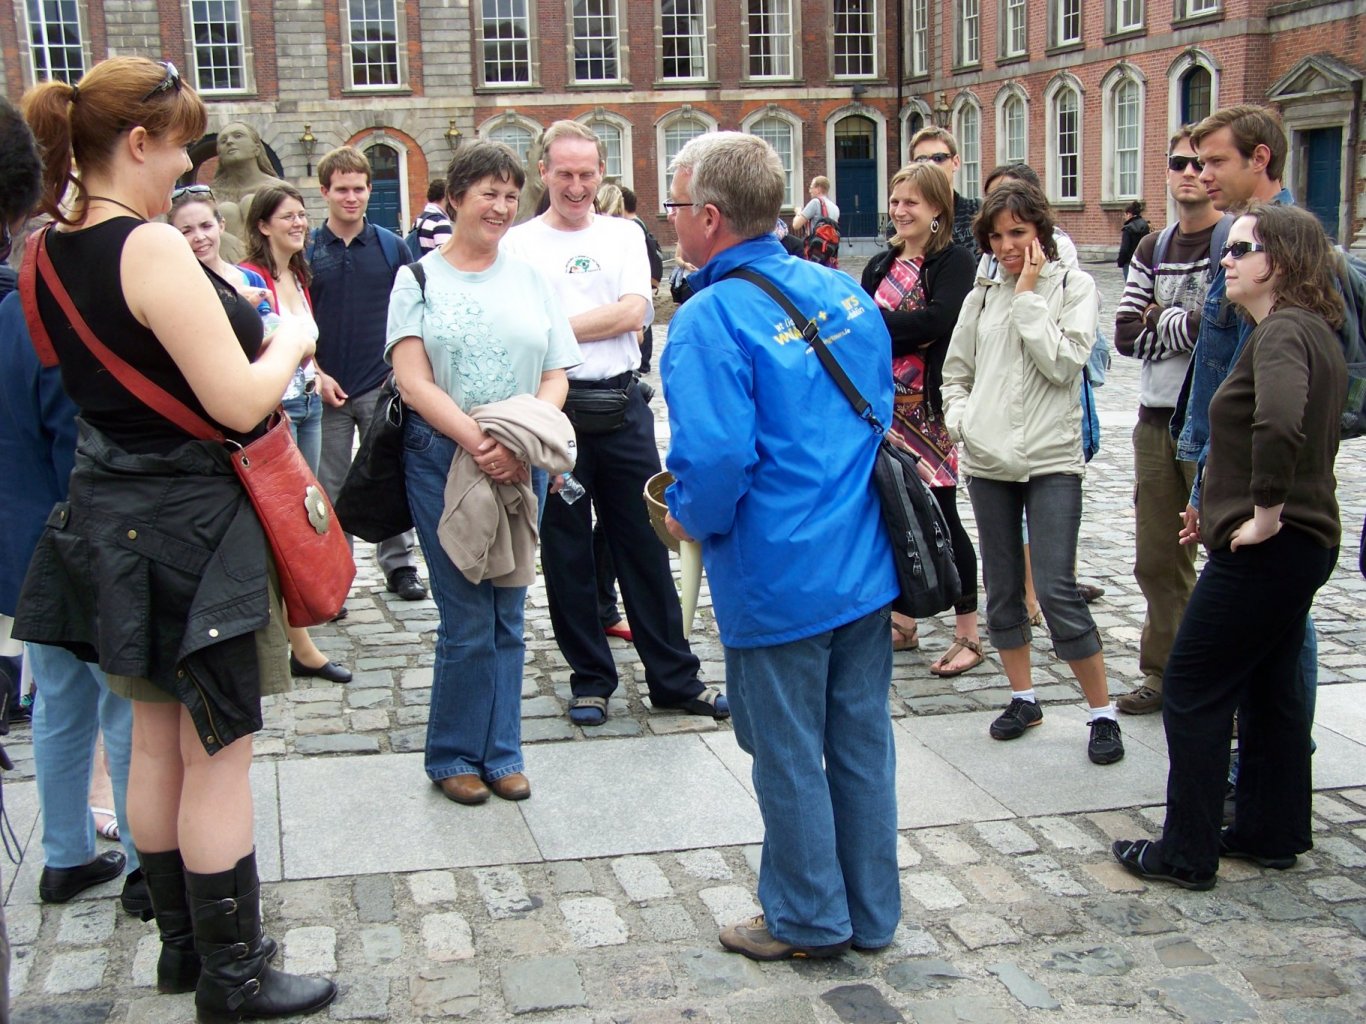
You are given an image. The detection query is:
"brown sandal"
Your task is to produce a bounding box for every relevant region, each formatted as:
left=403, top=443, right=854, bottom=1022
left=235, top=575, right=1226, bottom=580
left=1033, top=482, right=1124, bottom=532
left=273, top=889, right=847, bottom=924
left=929, top=636, right=985, bottom=678
left=891, top=622, right=920, bottom=651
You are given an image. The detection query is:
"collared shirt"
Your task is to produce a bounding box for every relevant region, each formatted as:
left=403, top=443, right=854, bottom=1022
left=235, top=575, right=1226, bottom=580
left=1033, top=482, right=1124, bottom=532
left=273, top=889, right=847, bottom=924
left=309, top=219, right=412, bottom=398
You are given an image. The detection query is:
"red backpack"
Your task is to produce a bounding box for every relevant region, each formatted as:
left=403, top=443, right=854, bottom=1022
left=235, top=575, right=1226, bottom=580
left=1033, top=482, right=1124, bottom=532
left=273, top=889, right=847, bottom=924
left=803, top=198, right=841, bottom=267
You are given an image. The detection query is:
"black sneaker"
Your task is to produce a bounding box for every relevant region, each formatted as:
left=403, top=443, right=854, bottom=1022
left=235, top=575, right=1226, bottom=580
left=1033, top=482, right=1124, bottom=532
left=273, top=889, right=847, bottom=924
left=387, top=567, right=428, bottom=601
left=989, top=697, right=1043, bottom=740
left=1088, top=717, right=1125, bottom=764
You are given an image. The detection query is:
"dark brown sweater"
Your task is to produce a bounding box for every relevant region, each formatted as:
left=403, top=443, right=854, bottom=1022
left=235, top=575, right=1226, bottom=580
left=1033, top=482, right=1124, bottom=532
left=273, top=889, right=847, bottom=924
left=1202, top=306, right=1345, bottom=551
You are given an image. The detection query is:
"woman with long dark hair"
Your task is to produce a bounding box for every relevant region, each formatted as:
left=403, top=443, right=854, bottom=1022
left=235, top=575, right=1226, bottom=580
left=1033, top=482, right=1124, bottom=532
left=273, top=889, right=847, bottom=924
left=1114, top=203, right=1346, bottom=889
left=18, top=58, right=335, bottom=1020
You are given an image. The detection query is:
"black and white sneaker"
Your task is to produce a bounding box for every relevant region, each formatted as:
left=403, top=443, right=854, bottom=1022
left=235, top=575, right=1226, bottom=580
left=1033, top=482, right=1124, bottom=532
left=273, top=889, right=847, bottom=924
left=1088, top=717, right=1125, bottom=764
left=989, top=697, right=1043, bottom=740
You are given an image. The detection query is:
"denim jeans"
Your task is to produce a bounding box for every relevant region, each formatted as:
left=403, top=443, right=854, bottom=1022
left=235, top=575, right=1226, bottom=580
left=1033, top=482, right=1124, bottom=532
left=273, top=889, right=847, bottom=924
left=725, top=607, right=900, bottom=948
left=967, top=474, right=1102, bottom=661
left=403, top=412, right=546, bottom=782
left=27, top=642, right=137, bottom=873
left=282, top=390, right=323, bottom=474
left=319, top=383, right=418, bottom=578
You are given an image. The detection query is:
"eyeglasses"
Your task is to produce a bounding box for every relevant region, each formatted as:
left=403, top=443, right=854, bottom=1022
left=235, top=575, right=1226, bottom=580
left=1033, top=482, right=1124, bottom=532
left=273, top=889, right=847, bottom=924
left=1167, top=155, right=1203, bottom=173
left=912, top=152, right=954, bottom=165
left=171, top=184, right=214, bottom=202
left=273, top=211, right=310, bottom=223
left=141, top=61, right=182, bottom=102
left=662, top=201, right=696, bottom=212
left=1220, top=241, right=1267, bottom=261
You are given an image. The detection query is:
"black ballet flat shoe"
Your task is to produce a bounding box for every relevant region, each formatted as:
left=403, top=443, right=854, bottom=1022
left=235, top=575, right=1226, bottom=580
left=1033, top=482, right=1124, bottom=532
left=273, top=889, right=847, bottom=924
left=289, top=654, right=353, bottom=683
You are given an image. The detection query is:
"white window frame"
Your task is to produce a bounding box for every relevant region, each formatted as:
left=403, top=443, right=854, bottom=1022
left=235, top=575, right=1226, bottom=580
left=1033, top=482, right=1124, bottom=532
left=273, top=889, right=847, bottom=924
left=1000, top=0, right=1026, bottom=59
left=1102, top=64, right=1145, bottom=201
left=1111, top=0, right=1143, bottom=34
left=957, top=0, right=980, bottom=67
left=570, top=0, right=624, bottom=85
left=1166, top=48, right=1220, bottom=134
left=1044, top=73, right=1084, bottom=204
left=478, top=112, right=545, bottom=171
left=185, top=0, right=254, bottom=95
left=994, top=84, right=1029, bottom=166
left=578, top=110, right=633, bottom=185
left=900, top=99, right=931, bottom=167
left=1049, top=0, right=1080, bottom=47
left=656, top=108, right=717, bottom=212
left=832, top=0, right=877, bottom=79
left=907, top=0, right=929, bottom=77
left=22, top=0, right=89, bottom=85
left=1178, top=0, right=1220, bottom=17
left=743, top=107, right=804, bottom=211
left=478, top=0, right=536, bottom=87
left=659, top=0, right=709, bottom=82
left=342, top=0, right=408, bottom=91
left=744, top=0, right=796, bottom=81
left=953, top=94, right=982, bottom=201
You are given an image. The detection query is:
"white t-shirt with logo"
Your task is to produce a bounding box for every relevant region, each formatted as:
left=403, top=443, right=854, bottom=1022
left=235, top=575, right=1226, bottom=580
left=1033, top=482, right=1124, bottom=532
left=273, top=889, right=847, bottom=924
left=503, top=213, right=653, bottom=381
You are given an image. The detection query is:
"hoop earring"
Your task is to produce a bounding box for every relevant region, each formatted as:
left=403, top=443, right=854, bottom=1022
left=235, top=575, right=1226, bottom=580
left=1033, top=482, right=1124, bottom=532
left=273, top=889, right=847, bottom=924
left=929, top=217, right=940, bottom=234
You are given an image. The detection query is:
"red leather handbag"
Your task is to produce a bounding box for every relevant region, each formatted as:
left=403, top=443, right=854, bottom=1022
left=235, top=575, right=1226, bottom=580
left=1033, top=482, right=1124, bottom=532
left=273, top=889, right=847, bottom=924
left=21, top=227, right=354, bottom=627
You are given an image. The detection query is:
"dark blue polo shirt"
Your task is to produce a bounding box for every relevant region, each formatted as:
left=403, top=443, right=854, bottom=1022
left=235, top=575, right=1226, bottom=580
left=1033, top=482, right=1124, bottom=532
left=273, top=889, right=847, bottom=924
left=309, top=219, right=412, bottom=398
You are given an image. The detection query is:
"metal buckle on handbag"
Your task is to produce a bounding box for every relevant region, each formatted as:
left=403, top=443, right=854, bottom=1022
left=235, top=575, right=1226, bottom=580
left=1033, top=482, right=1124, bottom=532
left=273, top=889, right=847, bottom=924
left=305, top=484, right=331, bottom=534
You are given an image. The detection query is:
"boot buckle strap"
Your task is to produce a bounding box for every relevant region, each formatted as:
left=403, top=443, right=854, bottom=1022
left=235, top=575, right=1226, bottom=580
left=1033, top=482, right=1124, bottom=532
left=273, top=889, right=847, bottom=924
left=225, top=976, right=261, bottom=1011
left=193, top=896, right=238, bottom=922
left=202, top=941, right=252, bottom=967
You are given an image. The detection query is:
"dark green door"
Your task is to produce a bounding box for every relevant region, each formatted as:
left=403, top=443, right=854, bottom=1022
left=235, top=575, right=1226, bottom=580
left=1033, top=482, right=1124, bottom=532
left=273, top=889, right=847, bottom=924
left=1303, top=128, right=1342, bottom=242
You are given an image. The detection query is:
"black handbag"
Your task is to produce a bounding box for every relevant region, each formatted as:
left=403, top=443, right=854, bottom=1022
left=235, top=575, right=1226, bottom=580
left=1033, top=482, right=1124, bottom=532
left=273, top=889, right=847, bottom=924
left=563, top=382, right=633, bottom=434
left=722, top=268, right=962, bottom=618
left=335, top=375, right=412, bottom=543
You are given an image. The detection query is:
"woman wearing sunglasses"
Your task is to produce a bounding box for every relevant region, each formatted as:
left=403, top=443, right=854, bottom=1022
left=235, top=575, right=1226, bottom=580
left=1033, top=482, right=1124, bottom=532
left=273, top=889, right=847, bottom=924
left=1114, top=203, right=1347, bottom=890
left=18, top=58, right=336, bottom=1020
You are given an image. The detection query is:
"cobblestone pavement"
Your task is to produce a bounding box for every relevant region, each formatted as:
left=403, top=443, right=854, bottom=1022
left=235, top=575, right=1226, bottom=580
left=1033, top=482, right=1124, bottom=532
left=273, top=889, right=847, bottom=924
left=7, top=262, right=1366, bottom=1023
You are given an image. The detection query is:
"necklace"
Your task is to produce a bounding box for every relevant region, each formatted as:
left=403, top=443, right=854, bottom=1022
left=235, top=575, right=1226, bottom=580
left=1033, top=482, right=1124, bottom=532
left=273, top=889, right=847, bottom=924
left=86, top=195, right=147, bottom=221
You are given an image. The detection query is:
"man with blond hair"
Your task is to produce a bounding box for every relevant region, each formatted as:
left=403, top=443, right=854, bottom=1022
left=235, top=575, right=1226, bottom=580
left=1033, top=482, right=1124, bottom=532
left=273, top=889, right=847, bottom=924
left=503, top=121, right=726, bottom=727
left=662, top=132, right=899, bottom=961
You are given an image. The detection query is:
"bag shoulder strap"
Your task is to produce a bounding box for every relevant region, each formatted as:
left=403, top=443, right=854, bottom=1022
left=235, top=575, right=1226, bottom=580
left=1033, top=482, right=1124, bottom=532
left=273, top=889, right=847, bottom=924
left=410, top=261, right=427, bottom=298
left=22, top=225, right=221, bottom=442
left=1151, top=223, right=1178, bottom=270
left=19, top=227, right=59, bottom=367
left=721, top=266, right=883, bottom=432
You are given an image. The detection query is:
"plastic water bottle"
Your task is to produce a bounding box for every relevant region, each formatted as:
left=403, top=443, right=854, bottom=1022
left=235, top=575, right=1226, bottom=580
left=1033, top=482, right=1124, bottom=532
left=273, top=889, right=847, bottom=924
left=560, top=473, right=586, bottom=505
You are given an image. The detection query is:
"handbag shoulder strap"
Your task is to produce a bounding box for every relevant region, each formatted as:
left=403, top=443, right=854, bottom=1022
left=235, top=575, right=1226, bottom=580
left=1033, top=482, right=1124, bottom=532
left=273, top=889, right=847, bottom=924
left=721, top=266, right=884, bottom=433
left=22, top=224, right=221, bottom=442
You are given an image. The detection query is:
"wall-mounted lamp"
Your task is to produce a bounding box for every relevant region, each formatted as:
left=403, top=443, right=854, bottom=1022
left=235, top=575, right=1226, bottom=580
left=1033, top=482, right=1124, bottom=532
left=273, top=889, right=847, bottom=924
left=851, top=83, right=869, bottom=103
left=932, top=92, right=953, bottom=128
left=445, top=119, right=463, bottom=151
left=299, top=124, right=317, bottom=176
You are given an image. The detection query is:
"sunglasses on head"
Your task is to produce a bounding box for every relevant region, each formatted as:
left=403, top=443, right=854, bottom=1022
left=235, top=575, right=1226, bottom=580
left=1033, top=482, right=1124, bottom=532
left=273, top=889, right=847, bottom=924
left=1220, top=241, right=1267, bottom=261
left=912, top=152, right=954, bottom=165
left=1168, top=155, right=1203, bottom=173
left=171, top=184, right=214, bottom=202
left=141, top=61, right=182, bottom=102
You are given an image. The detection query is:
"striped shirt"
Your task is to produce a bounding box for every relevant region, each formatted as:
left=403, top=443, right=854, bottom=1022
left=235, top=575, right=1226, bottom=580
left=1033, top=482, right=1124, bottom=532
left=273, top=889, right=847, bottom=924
left=414, top=203, right=452, bottom=252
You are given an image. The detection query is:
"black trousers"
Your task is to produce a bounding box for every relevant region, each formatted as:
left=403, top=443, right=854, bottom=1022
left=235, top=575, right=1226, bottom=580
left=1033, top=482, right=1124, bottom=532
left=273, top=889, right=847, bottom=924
left=1159, top=527, right=1336, bottom=875
left=931, top=485, right=978, bottom=616
left=541, top=384, right=702, bottom=704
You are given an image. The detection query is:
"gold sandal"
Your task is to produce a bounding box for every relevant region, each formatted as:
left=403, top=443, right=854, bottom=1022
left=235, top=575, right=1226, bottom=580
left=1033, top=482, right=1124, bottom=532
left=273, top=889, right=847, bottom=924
left=929, top=637, right=985, bottom=678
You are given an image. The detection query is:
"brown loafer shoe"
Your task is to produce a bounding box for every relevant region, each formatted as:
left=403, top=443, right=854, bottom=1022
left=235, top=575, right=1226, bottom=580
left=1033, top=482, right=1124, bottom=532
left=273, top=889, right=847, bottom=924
left=435, top=775, right=490, bottom=805
left=488, top=772, right=531, bottom=801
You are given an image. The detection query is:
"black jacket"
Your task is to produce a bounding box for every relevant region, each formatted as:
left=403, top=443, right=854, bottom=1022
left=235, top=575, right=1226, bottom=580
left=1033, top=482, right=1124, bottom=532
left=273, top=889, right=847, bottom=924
left=14, top=422, right=272, bottom=755
left=860, top=243, right=977, bottom=417
left=1117, top=216, right=1150, bottom=269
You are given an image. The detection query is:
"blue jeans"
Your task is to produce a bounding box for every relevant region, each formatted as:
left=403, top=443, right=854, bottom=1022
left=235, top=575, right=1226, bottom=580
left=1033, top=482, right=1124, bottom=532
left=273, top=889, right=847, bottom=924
left=282, top=390, right=323, bottom=474
left=725, top=607, right=900, bottom=948
left=27, top=642, right=137, bottom=873
left=403, top=412, right=547, bottom=782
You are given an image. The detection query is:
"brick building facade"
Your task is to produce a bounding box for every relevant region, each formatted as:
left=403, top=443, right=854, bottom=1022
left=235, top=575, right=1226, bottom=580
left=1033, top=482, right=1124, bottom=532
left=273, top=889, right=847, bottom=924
left=3, top=1, right=1363, bottom=253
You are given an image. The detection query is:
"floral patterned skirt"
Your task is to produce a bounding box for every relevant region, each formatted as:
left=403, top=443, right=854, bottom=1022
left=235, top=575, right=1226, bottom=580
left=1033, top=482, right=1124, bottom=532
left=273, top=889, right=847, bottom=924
left=891, top=353, right=958, bottom=488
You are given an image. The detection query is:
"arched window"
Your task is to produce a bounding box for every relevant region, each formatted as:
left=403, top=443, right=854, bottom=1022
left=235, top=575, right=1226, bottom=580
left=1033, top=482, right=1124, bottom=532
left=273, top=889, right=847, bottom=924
left=745, top=111, right=801, bottom=209
left=363, top=141, right=404, bottom=233
left=1045, top=75, right=1083, bottom=202
left=656, top=109, right=717, bottom=210
left=995, top=85, right=1028, bottom=166
left=1167, top=49, right=1220, bottom=136
left=579, top=112, right=631, bottom=182
left=1102, top=64, right=1145, bottom=200
left=955, top=97, right=982, bottom=200
left=480, top=114, right=544, bottom=171
left=1181, top=66, right=1211, bottom=125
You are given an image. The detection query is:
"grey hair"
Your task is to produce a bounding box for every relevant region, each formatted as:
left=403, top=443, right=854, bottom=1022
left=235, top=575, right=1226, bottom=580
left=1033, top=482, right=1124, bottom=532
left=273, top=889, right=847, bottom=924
left=669, top=131, right=784, bottom=241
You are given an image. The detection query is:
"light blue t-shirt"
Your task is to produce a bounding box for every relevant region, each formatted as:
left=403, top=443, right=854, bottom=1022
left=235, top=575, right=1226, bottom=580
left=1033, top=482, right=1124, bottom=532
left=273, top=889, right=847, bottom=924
left=385, top=250, right=581, bottom=407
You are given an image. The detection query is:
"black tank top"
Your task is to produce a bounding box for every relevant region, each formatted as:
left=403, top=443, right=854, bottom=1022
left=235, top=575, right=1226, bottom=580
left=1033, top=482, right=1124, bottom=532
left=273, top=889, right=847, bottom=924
left=36, top=217, right=266, bottom=454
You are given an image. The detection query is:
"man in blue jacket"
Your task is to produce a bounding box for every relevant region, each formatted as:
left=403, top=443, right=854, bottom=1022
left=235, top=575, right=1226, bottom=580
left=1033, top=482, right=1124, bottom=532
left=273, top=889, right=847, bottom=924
left=661, top=133, right=901, bottom=960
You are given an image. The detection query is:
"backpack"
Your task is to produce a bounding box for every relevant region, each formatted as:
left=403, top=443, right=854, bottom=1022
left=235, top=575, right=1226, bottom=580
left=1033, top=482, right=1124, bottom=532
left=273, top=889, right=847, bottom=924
left=309, top=224, right=406, bottom=272
left=803, top=198, right=841, bottom=267
left=403, top=224, right=424, bottom=261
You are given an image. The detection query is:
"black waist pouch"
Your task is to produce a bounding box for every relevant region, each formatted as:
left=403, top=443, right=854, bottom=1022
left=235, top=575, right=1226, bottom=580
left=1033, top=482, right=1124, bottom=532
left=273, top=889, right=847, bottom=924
left=564, top=384, right=632, bottom=434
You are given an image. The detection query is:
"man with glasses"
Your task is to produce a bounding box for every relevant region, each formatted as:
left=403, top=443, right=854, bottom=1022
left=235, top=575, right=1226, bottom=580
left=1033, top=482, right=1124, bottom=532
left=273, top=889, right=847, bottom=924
left=1112, top=127, right=1224, bottom=716
left=908, top=127, right=979, bottom=250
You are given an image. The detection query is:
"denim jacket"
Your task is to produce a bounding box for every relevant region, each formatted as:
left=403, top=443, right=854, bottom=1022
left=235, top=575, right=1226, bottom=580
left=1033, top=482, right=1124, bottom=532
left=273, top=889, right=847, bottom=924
left=1171, top=187, right=1293, bottom=505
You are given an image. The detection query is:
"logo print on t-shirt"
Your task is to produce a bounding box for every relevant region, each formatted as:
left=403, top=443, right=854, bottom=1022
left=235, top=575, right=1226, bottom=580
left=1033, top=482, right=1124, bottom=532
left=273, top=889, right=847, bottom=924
left=565, top=256, right=601, bottom=274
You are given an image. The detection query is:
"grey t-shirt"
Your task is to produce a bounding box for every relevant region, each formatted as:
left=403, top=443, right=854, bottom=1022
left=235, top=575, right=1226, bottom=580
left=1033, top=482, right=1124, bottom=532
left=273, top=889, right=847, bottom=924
left=801, top=196, right=840, bottom=225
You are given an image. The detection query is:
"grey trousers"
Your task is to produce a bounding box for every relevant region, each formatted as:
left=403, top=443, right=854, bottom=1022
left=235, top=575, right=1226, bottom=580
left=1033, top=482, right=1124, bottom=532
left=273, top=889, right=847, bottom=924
left=318, top=384, right=417, bottom=579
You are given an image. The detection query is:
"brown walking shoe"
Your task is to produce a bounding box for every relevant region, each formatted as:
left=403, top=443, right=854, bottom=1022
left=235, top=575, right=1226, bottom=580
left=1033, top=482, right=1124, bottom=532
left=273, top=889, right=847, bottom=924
left=1117, top=685, right=1163, bottom=715
left=719, top=914, right=851, bottom=961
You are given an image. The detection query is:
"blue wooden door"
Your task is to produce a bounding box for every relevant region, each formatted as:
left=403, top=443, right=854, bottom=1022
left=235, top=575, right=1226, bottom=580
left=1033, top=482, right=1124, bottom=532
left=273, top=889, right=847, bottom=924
left=834, top=116, right=879, bottom=238
left=1303, top=127, right=1342, bottom=242
left=365, top=144, right=402, bottom=233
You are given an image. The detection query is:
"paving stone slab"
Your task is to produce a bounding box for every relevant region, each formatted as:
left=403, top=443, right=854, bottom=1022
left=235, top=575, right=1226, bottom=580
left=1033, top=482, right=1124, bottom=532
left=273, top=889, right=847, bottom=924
left=987, top=962, right=1060, bottom=1010
left=1154, top=935, right=1218, bottom=967
left=946, top=912, right=1019, bottom=949
left=409, top=964, right=480, bottom=1017
left=1155, top=973, right=1257, bottom=1023
left=328, top=973, right=391, bottom=1019
left=1040, top=945, right=1133, bottom=976
left=903, top=996, right=1017, bottom=1024
left=883, top=958, right=968, bottom=992
left=1086, top=898, right=1177, bottom=935
left=1242, top=963, right=1347, bottom=999
left=677, top=948, right=770, bottom=996
left=820, top=983, right=906, bottom=1023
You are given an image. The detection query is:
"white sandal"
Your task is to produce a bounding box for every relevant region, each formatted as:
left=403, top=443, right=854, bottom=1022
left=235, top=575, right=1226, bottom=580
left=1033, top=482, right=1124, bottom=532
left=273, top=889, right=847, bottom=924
left=91, top=807, right=120, bottom=841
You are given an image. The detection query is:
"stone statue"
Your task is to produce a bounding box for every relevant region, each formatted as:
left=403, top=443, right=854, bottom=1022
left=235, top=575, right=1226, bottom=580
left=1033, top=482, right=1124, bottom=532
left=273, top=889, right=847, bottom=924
left=514, top=130, right=546, bottom=224
left=212, top=121, right=287, bottom=263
